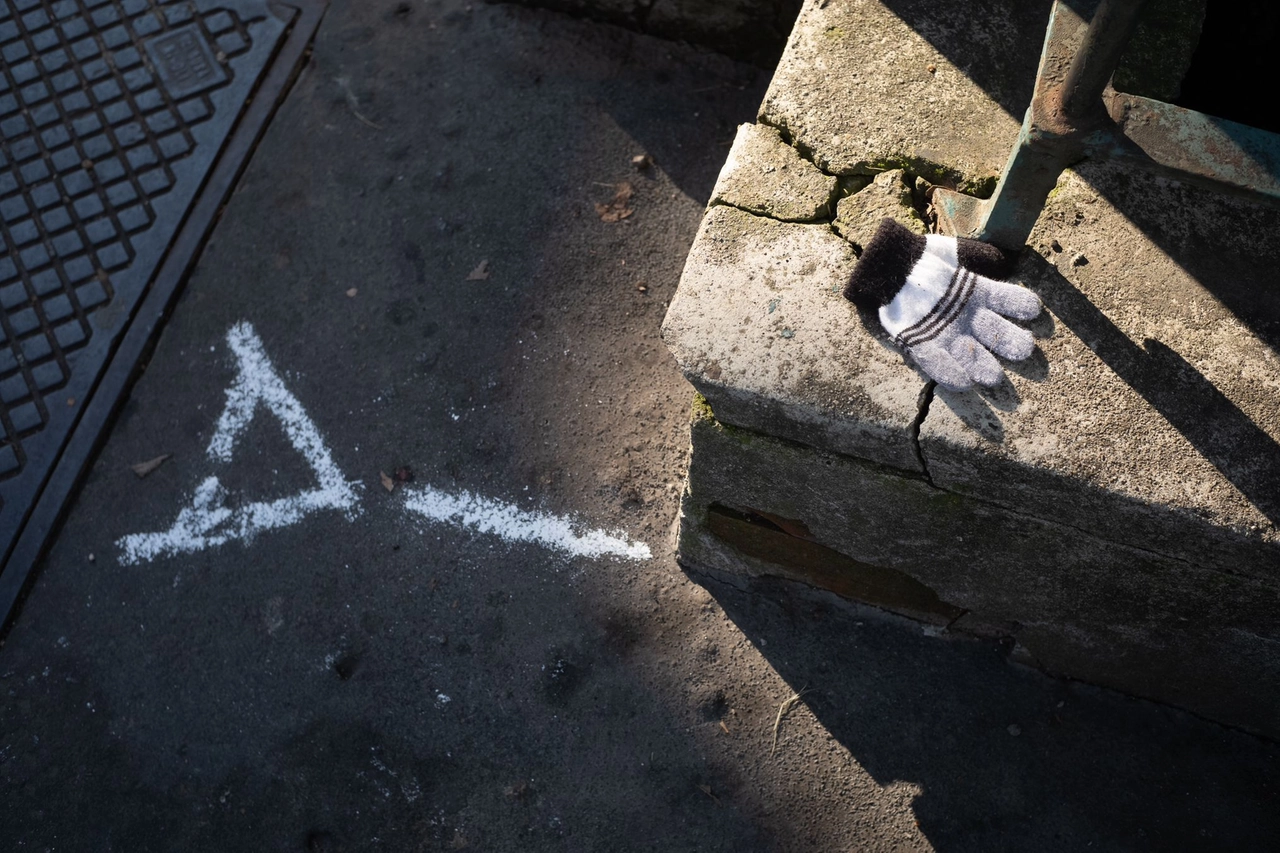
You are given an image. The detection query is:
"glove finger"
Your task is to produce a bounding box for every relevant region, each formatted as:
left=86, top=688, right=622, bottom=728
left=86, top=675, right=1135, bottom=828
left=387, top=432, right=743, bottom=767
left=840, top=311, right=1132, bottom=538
left=906, top=340, right=973, bottom=391
left=976, top=277, right=1042, bottom=320
left=971, top=306, right=1035, bottom=361
left=948, top=334, right=1004, bottom=387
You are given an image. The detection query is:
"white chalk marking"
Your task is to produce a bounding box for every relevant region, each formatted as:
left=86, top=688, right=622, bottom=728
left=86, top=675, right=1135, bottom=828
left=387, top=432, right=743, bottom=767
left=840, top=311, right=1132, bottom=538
left=117, top=322, right=361, bottom=565
left=402, top=486, right=651, bottom=561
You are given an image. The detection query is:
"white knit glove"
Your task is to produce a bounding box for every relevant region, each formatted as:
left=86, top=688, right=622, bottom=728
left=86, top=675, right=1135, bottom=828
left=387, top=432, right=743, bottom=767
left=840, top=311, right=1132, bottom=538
left=844, top=219, right=1043, bottom=391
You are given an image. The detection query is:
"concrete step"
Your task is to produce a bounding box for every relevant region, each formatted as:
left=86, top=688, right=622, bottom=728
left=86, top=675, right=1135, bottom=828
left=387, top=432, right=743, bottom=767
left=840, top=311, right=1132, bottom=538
left=662, top=0, right=1280, bottom=738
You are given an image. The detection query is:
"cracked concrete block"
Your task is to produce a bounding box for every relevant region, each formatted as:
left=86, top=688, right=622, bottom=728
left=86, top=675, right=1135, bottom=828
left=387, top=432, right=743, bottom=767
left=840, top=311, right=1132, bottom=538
left=661, top=204, right=926, bottom=472
left=919, top=163, right=1280, bottom=580
left=759, top=0, right=1053, bottom=192
left=710, top=123, right=838, bottom=222
left=678, top=404, right=1280, bottom=738
left=832, top=168, right=926, bottom=249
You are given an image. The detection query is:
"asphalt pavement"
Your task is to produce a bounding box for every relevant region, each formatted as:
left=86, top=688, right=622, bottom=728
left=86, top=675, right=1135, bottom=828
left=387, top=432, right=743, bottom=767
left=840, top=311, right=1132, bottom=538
left=1, top=1, right=1276, bottom=850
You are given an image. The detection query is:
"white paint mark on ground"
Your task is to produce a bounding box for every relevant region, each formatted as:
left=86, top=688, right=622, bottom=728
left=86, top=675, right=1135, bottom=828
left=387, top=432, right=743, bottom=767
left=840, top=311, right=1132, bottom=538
left=402, top=486, right=652, bottom=561
left=117, top=322, right=361, bottom=565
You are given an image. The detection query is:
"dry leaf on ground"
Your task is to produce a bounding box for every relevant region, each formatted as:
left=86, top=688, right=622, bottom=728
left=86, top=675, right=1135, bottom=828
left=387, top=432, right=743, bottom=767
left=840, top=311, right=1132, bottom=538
left=380, top=471, right=395, bottom=492
left=130, top=455, right=171, bottom=478
left=467, top=260, right=490, bottom=281
left=595, top=182, right=634, bottom=222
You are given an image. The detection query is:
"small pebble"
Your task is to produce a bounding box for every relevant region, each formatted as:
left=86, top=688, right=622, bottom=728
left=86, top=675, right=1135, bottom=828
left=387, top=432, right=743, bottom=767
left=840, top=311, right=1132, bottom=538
left=1007, top=724, right=1022, bottom=736
left=1072, top=253, right=1088, bottom=267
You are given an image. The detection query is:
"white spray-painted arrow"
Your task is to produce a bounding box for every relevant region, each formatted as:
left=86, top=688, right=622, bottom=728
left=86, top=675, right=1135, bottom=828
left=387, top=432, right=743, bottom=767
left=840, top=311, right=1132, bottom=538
left=402, top=486, right=651, bottom=561
left=116, top=322, right=361, bottom=565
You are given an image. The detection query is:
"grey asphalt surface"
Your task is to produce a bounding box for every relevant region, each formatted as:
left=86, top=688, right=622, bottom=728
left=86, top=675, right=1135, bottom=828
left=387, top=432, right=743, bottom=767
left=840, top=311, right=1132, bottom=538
left=1, top=1, right=1277, bottom=850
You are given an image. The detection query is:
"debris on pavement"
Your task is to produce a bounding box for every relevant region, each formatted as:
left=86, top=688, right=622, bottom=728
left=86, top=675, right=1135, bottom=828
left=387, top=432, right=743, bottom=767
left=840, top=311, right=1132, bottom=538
left=129, top=455, right=171, bottom=479
left=770, top=688, right=810, bottom=756
left=335, top=75, right=384, bottom=130
left=466, top=260, right=491, bottom=280
left=380, top=471, right=395, bottom=492
left=595, top=182, right=635, bottom=222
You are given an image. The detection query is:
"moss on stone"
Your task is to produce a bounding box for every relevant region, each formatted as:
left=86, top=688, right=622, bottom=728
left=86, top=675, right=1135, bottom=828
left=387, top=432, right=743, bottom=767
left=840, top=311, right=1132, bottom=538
left=860, top=156, right=997, bottom=200
left=690, top=392, right=716, bottom=424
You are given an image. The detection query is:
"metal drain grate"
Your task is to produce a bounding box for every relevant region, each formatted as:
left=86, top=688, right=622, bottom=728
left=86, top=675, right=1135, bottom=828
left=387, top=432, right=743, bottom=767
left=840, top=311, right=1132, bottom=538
left=0, top=0, right=324, bottom=624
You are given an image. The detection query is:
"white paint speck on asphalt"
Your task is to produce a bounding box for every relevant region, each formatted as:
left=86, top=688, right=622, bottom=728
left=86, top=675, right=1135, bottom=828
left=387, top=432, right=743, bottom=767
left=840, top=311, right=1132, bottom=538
left=402, top=486, right=652, bottom=561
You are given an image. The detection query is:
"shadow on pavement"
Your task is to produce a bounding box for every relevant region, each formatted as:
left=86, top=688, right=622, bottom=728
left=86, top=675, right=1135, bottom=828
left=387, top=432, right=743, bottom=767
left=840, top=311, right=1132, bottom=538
left=701, top=570, right=1280, bottom=852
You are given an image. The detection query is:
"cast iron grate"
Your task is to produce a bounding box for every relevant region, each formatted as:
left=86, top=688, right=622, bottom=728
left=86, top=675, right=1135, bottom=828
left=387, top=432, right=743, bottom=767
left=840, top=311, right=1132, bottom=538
left=0, top=0, right=323, bottom=621
left=0, top=0, right=259, bottom=479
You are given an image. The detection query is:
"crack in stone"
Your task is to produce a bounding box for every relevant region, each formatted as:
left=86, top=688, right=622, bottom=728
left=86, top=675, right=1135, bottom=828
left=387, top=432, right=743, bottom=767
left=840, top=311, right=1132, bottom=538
left=754, top=117, right=938, bottom=245
left=911, top=381, right=936, bottom=485
left=758, top=114, right=837, bottom=181
left=757, top=114, right=996, bottom=200
left=706, top=196, right=833, bottom=225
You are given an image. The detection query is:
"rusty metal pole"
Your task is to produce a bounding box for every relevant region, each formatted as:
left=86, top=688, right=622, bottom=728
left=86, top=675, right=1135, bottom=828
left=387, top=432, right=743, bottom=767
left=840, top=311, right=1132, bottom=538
left=1060, top=0, right=1149, bottom=118
left=933, top=0, right=1147, bottom=250
left=934, top=0, right=1280, bottom=247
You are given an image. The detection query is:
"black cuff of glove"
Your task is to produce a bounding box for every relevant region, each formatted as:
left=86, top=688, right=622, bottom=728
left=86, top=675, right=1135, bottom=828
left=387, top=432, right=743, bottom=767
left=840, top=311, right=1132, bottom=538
left=955, top=237, right=1013, bottom=280
left=843, top=219, right=925, bottom=309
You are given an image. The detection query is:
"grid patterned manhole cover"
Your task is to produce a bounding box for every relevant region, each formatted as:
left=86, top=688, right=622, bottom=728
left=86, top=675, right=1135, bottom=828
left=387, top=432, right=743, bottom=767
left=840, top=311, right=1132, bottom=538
left=0, top=0, right=324, bottom=624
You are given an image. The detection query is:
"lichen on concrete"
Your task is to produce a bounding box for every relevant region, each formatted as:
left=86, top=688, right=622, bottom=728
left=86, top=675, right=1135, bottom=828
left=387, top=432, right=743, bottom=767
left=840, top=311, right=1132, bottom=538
left=710, top=123, right=839, bottom=222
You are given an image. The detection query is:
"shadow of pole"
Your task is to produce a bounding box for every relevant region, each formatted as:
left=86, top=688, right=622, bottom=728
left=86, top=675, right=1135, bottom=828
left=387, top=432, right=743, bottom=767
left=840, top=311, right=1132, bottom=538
left=1024, top=251, right=1280, bottom=526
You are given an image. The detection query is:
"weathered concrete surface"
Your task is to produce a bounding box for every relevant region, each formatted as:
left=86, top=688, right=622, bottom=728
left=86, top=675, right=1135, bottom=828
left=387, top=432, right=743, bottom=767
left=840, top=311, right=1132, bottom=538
left=832, top=168, right=926, bottom=248
left=679, top=404, right=1280, bottom=738
left=710, top=123, right=837, bottom=221
left=759, top=0, right=1054, bottom=193
left=661, top=205, right=927, bottom=472
left=921, top=163, right=1280, bottom=580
